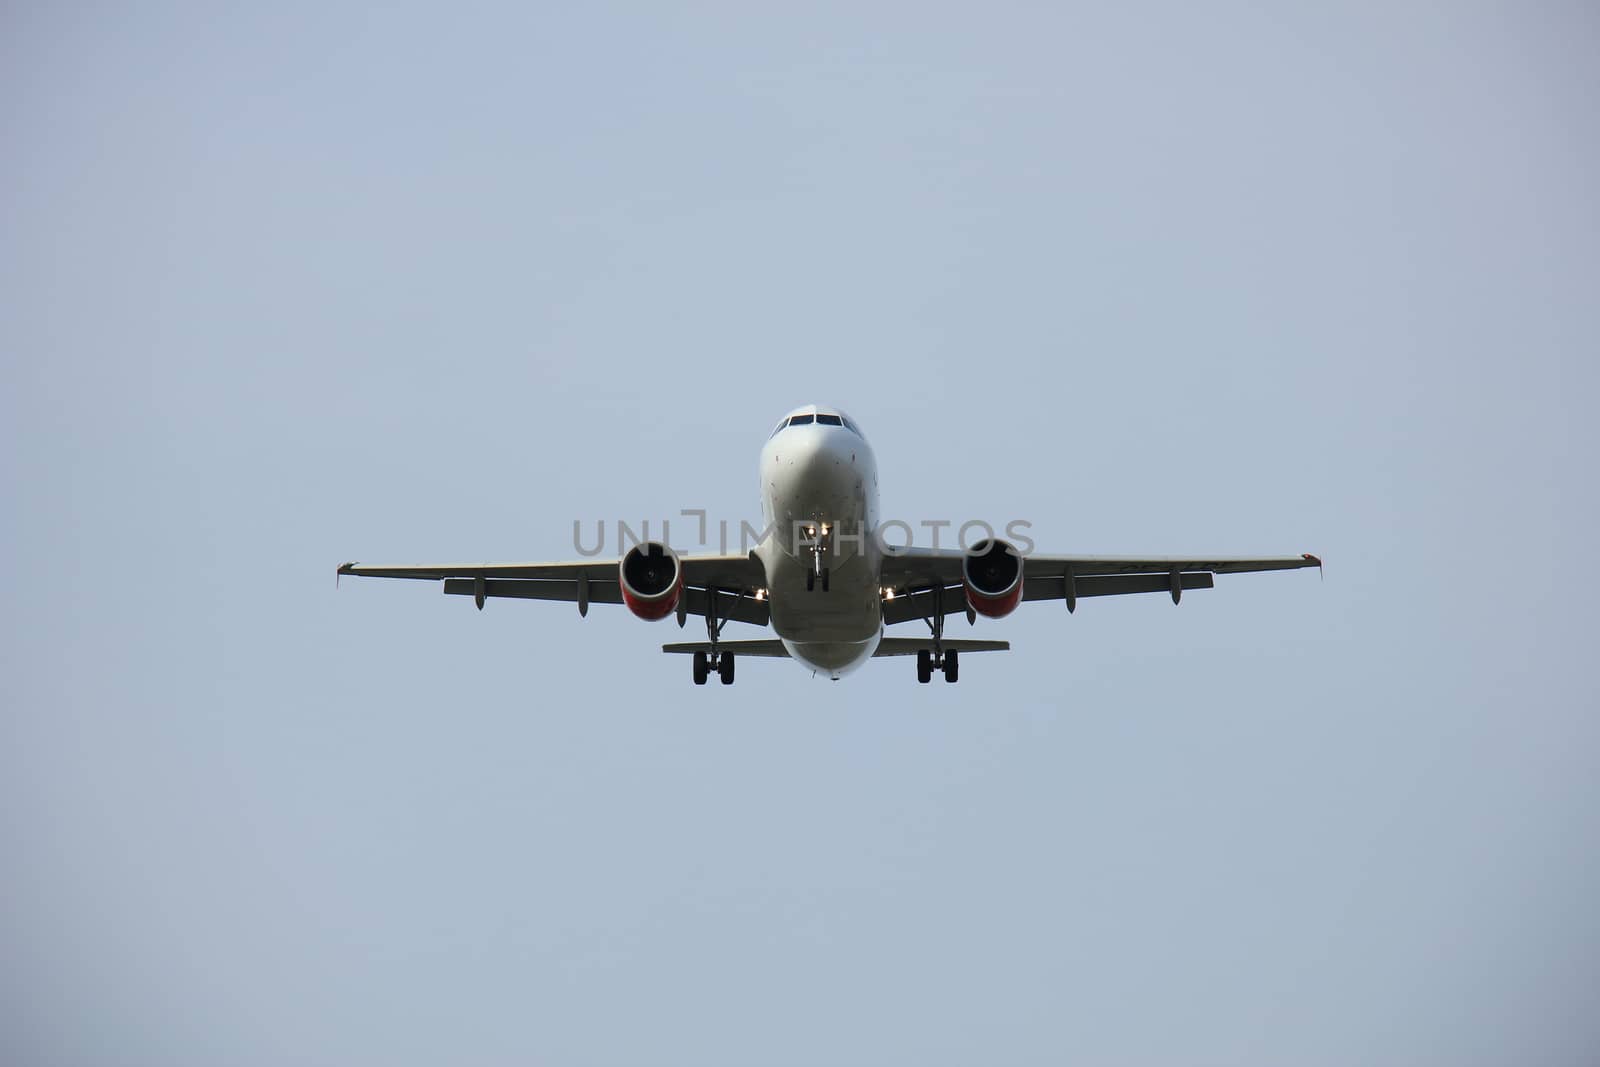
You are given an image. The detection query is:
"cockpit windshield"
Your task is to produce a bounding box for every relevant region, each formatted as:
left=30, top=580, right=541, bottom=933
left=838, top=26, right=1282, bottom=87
left=771, top=411, right=863, bottom=437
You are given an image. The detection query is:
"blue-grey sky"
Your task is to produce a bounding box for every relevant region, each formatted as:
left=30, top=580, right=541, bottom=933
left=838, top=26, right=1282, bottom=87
left=5, top=3, right=1598, bottom=1064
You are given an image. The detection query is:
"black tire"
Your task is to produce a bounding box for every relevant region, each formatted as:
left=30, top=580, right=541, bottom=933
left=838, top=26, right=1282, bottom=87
left=693, top=651, right=708, bottom=685
left=719, top=652, right=736, bottom=685
left=806, top=570, right=815, bottom=592
left=943, top=648, right=959, bottom=683
left=916, top=649, right=932, bottom=684
left=822, top=568, right=830, bottom=592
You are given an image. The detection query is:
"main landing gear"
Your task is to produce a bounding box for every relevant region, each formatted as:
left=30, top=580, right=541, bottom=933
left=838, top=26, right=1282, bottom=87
left=916, top=584, right=960, bottom=684
left=692, top=586, right=738, bottom=686
left=693, top=649, right=734, bottom=686
left=916, top=648, right=959, bottom=684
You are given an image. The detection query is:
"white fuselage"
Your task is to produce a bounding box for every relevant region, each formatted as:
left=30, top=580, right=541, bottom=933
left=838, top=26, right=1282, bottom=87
left=755, top=411, right=884, bottom=677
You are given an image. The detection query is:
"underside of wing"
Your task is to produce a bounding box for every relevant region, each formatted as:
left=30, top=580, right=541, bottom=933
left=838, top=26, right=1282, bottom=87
left=663, top=639, right=790, bottom=657
left=872, top=638, right=1009, bottom=656
left=1024, top=554, right=1323, bottom=578
left=337, top=553, right=770, bottom=625
left=661, top=638, right=1010, bottom=658
left=879, top=548, right=1319, bottom=624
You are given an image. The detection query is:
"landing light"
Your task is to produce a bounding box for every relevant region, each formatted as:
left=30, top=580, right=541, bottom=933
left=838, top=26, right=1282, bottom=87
left=755, top=588, right=767, bottom=601
left=882, top=587, right=896, bottom=600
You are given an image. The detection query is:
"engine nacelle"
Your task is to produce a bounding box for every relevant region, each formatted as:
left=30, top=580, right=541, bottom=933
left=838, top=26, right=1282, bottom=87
left=619, top=541, right=683, bottom=621
left=963, top=537, right=1024, bottom=619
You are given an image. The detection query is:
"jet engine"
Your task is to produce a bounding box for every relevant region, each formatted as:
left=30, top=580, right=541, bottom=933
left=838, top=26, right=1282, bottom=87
left=619, top=541, right=683, bottom=621
left=963, top=537, right=1024, bottom=618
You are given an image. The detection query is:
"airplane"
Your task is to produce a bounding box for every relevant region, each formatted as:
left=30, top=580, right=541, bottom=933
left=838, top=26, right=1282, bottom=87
left=337, top=404, right=1320, bottom=684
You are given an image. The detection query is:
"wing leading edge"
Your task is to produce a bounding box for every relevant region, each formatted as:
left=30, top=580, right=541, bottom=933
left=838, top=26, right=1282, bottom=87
left=336, top=555, right=770, bottom=625
left=879, top=550, right=1319, bottom=625
left=661, top=638, right=1010, bottom=658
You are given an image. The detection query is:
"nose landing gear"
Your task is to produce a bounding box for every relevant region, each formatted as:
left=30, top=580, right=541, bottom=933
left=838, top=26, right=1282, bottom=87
left=802, top=523, right=831, bottom=592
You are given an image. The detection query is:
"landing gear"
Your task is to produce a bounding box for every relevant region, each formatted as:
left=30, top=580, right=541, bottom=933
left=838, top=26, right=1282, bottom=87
left=915, top=647, right=958, bottom=683
left=914, top=585, right=961, bottom=683
left=802, top=523, right=830, bottom=592
left=692, top=586, right=741, bottom=686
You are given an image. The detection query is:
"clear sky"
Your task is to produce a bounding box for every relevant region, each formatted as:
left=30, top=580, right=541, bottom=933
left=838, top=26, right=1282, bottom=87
left=4, top=3, right=1597, bottom=1064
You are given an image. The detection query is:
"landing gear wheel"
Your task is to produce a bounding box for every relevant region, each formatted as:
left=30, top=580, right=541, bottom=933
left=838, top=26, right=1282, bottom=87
left=917, top=649, right=932, bottom=684
left=806, top=570, right=815, bottom=592
left=821, top=568, right=830, bottom=592
left=719, top=652, right=736, bottom=685
left=943, top=649, right=959, bottom=683
left=693, top=651, right=709, bottom=685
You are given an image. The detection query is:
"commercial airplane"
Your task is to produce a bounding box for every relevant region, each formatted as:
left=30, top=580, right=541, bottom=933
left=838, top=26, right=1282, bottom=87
left=338, top=404, right=1319, bottom=684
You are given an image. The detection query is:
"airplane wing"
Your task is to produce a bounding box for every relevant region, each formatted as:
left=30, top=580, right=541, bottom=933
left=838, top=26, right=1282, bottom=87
left=662, top=638, right=1010, bottom=658
left=879, top=549, right=1320, bottom=625
left=336, top=554, right=771, bottom=626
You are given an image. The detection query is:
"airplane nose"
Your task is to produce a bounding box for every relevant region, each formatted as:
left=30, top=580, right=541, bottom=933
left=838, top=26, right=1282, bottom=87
left=786, top=430, right=839, bottom=480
